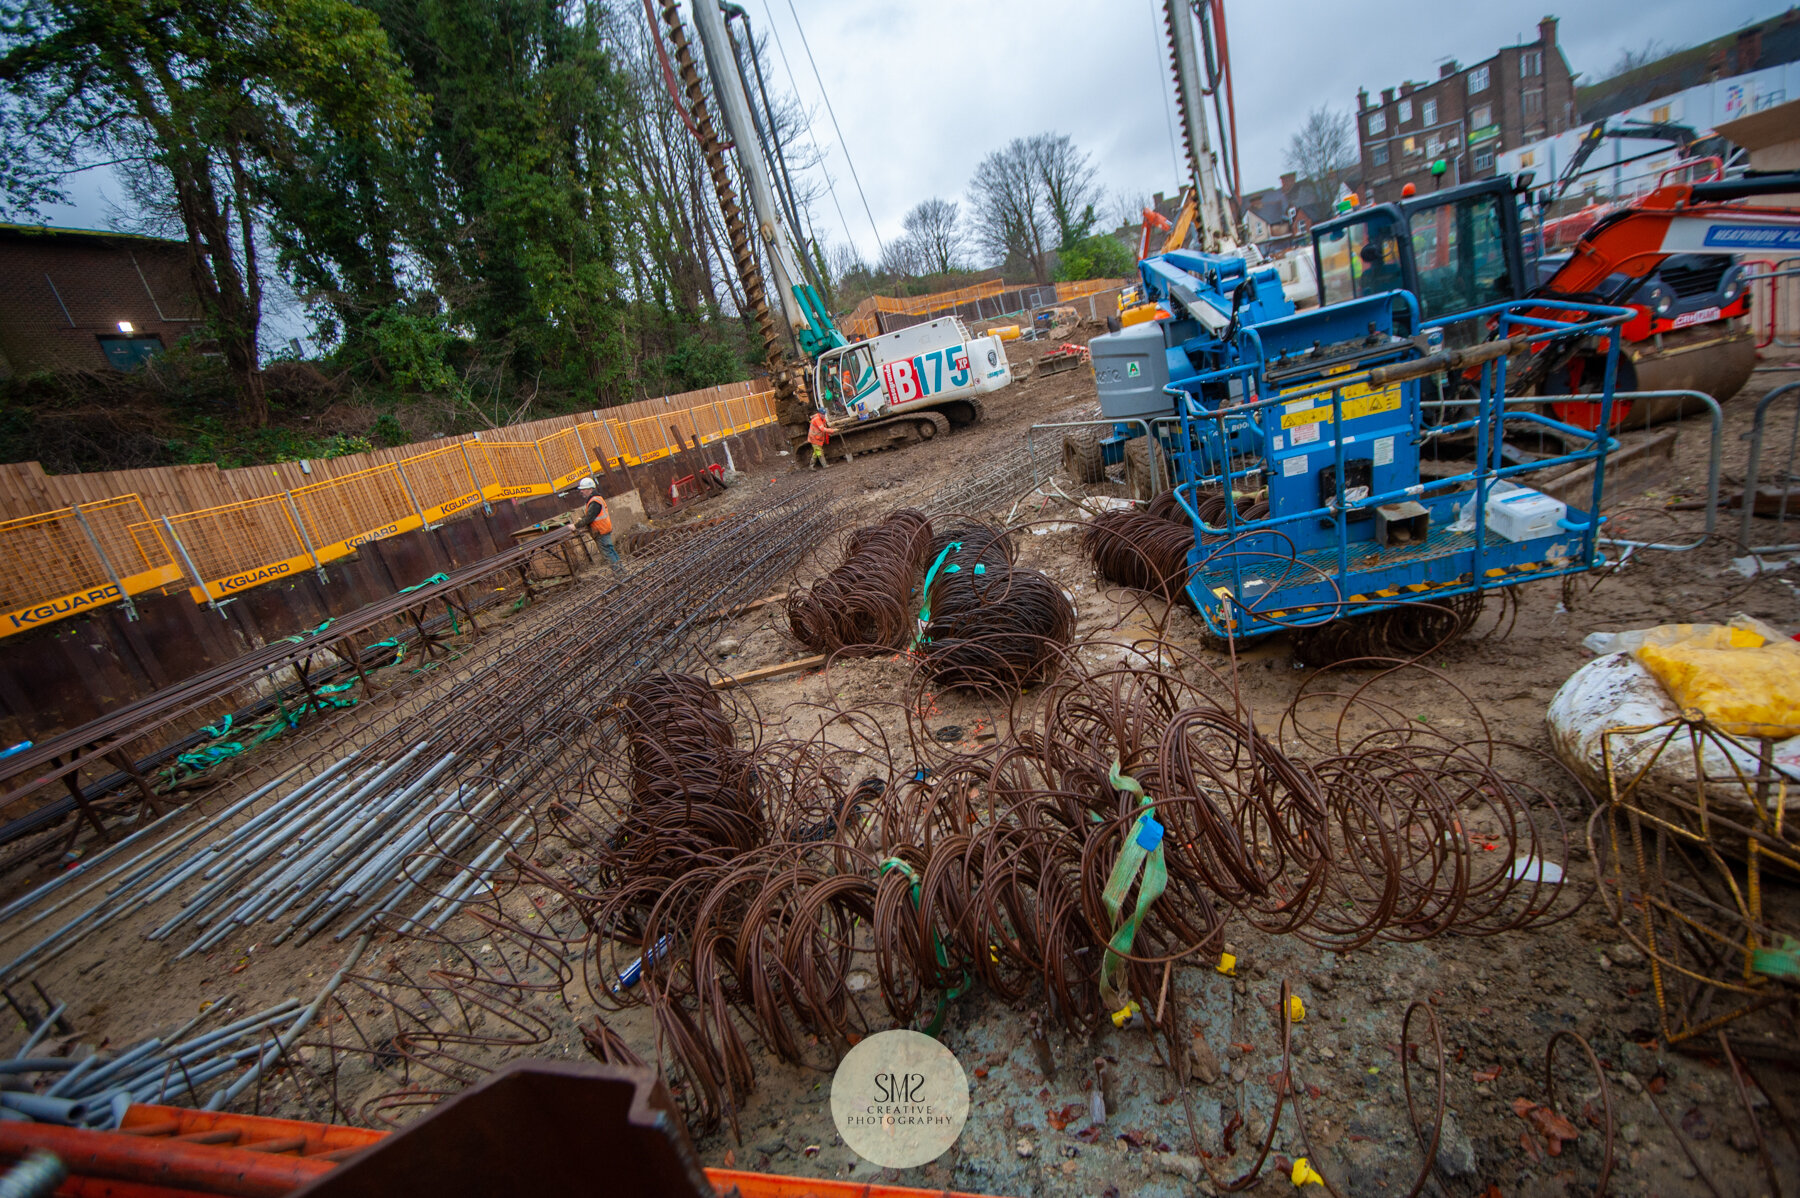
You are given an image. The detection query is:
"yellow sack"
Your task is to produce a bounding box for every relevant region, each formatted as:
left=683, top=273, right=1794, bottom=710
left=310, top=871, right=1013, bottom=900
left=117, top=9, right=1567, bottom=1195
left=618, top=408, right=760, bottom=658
left=1634, top=619, right=1800, bottom=738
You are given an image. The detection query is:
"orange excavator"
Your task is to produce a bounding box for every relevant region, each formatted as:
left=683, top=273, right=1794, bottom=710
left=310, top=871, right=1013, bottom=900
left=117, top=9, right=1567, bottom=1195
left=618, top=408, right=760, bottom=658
left=1310, top=170, right=1800, bottom=424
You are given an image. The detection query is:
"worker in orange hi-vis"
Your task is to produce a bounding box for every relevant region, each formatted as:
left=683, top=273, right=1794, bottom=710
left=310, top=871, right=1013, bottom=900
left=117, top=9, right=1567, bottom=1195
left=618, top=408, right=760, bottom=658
left=808, top=411, right=832, bottom=469
left=574, top=478, right=625, bottom=578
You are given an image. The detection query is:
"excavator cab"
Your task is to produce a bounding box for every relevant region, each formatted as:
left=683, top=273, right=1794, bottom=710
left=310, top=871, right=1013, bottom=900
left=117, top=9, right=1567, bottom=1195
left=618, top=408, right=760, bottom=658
left=1312, top=178, right=1527, bottom=338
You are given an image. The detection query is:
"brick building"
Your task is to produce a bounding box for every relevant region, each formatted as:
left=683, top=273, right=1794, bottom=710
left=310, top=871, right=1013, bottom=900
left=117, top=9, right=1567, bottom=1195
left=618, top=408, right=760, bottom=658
left=0, top=224, right=204, bottom=378
left=1240, top=172, right=1333, bottom=254
left=1354, top=17, right=1578, bottom=203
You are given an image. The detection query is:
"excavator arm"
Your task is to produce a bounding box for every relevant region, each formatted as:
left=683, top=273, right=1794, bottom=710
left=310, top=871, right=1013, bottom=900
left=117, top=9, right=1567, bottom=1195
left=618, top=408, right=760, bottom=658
left=1513, top=172, right=1800, bottom=397
left=1545, top=119, right=1702, bottom=209
left=1535, top=174, right=1800, bottom=301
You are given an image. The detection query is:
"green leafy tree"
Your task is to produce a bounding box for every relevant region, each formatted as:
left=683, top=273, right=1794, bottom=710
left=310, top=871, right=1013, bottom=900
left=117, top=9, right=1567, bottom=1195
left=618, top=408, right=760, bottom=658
left=1055, top=232, right=1135, bottom=282
left=0, top=0, right=419, bottom=420
left=361, top=0, right=633, bottom=400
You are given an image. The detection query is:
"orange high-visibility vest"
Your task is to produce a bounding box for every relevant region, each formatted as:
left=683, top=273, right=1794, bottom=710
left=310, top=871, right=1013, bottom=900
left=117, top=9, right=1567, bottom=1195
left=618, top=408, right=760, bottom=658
left=586, top=495, right=612, bottom=536
left=808, top=413, right=830, bottom=447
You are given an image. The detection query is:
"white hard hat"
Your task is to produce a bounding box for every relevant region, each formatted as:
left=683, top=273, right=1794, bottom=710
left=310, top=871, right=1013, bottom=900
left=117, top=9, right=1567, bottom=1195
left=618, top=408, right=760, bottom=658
left=577, top=477, right=596, bottom=491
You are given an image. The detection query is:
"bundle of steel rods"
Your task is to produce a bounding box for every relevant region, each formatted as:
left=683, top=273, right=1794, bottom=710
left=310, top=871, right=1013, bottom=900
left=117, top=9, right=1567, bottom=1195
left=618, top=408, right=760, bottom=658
left=917, top=522, right=1073, bottom=693
left=0, top=997, right=310, bottom=1124
left=0, top=485, right=835, bottom=981
left=612, top=673, right=760, bottom=868
left=785, top=509, right=933, bottom=655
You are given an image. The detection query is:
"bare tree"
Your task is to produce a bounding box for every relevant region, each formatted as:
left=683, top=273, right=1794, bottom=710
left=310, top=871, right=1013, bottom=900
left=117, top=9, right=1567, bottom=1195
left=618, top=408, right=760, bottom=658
left=1599, top=39, right=1666, bottom=81
left=1028, top=133, right=1099, bottom=250
left=825, top=241, right=866, bottom=285
left=1111, top=190, right=1154, bottom=232
left=902, top=198, right=961, bottom=274
left=1283, top=106, right=1356, bottom=198
left=967, top=138, right=1052, bottom=283
left=878, top=234, right=924, bottom=279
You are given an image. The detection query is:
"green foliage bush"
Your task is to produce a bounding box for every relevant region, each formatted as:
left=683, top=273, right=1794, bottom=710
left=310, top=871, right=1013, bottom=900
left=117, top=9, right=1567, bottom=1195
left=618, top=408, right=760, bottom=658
left=1056, top=233, right=1135, bottom=283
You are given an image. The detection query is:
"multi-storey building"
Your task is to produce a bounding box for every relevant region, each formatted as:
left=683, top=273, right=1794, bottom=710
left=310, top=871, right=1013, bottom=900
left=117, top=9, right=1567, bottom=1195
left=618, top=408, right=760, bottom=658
left=1354, top=17, right=1577, bottom=203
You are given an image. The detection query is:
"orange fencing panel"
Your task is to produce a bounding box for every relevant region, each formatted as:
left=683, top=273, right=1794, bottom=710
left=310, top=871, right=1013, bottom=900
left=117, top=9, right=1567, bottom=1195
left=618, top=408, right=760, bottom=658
left=466, top=439, right=553, bottom=502
left=397, top=444, right=484, bottom=524
left=0, top=495, right=181, bottom=638
left=290, top=463, right=421, bottom=564
left=574, top=420, right=626, bottom=470
left=147, top=494, right=314, bottom=603
left=536, top=427, right=593, bottom=489
left=1055, top=278, right=1128, bottom=301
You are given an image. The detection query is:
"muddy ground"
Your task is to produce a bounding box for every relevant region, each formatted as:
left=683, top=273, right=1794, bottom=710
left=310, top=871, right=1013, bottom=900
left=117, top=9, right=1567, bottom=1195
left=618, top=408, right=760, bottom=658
left=2, top=329, right=1797, bottom=1197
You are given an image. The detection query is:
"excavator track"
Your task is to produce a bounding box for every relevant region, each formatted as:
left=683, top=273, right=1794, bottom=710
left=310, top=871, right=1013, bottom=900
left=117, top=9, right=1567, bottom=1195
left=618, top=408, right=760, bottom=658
left=659, top=1, right=812, bottom=450
left=831, top=408, right=962, bottom=457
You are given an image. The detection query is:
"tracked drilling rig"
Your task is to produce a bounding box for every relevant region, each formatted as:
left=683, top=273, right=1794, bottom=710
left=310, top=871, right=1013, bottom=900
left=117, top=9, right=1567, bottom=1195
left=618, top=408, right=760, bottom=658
left=655, top=1, right=1012, bottom=460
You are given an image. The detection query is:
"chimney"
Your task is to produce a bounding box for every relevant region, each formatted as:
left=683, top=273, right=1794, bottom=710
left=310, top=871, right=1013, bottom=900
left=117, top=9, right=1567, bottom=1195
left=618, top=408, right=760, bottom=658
left=1280, top=171, right=1296, bottom=192
left=1538, top=15, right=1558, bottom=46
left=1357, top=87, right=1369, bottom=111
left=1400, top=81, right=1414, bottom=97
left=1440, top=60, right=1459, bottom=79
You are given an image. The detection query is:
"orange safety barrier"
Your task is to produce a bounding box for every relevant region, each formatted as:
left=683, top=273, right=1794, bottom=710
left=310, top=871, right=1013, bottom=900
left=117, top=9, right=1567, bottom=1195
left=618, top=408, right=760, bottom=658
left=1055, top=278, right=1129, bottom=301
left=4, top=392, right=779, bottom=629
left=289, top=462, right=422, bottom=566
left=392, top=443, right=483, bottom=524
left=0, top=495, right=182, bottom=639
left=0, top=1106, right=1006, bottom=1198
left=139, top=493, right=316, bottom=605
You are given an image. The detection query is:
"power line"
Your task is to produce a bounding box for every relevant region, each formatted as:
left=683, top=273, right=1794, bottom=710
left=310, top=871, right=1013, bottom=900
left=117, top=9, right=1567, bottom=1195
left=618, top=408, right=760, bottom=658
left=758, top=0, right=860, bottom=264
left=781, top=0, right=885, bottom=259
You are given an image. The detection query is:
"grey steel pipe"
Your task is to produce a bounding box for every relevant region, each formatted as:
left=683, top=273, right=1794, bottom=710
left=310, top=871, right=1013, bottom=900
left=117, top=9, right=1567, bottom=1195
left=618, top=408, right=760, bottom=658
left=207, top=932, right=372, bottom=1111
left=10, top=1005, right=64, bottom=1061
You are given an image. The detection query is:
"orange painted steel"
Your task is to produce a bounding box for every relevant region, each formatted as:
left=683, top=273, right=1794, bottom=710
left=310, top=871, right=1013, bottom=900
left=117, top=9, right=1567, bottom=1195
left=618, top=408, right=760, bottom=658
left=119, top=1104, right=385, bottom=1157
left=0, top=1121, right=332, bottom=1198
left=0, top=1108, right=1015, bottom=1198
left=704, top=1169, right=1007, bottom=1198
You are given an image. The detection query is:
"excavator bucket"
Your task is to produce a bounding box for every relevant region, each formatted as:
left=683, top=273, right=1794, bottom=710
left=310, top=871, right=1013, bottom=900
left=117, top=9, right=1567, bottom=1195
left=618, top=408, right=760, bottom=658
left=1551, top=326, right=1757, bottom=432
left=1618, top=325, right=1757, bottom=416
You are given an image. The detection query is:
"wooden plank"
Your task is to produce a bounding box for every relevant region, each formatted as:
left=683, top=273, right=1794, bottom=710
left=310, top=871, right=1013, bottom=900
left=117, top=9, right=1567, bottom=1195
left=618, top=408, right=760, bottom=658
left=709, top=654, right=825, bottom=690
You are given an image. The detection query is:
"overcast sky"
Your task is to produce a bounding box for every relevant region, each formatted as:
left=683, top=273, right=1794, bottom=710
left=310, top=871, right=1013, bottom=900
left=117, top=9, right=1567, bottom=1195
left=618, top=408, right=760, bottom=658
left=752, top=0, right=1782, bottom=263
left=37, top=0, right=1785, bottom=281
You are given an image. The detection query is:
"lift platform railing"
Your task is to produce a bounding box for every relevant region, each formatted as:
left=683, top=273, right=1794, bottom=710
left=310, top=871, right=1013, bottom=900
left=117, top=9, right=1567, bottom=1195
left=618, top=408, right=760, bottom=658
left=1165, top=298, right=1633, bottom=637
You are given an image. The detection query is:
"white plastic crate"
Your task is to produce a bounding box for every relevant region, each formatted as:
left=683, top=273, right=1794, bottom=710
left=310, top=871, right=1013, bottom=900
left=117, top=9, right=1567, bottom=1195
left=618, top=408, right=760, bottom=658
left=1484, top=481, right=1567, bottom=543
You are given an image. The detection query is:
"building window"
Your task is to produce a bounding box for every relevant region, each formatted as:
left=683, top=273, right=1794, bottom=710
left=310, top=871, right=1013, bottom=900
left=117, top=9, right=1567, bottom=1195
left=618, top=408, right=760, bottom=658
left=1367, top=111, right=1386, bottom=136
left=1471, top=104, right=1492, bottom=129
left=1520, top=149, right=1536, bottom=168
left=1523, top=90, right=1542, bottom=118
left=1521, top=50, right=1542, bottom=77
left=1422, top=98, right=1438, bottom=126
left=1372, top=144, right=1389, bottom=166
left=1468, top=65, right=1489, bottom=93
left=1398, top=97, right=1412, bottom=123
left=1403, top=136, right=1419, bottom=155
left=1650, top=103, right=1672, bottom=123
left=1474, top=148, right=1496, bottom=172
left=1427, top=136, right=1443, bottom=155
